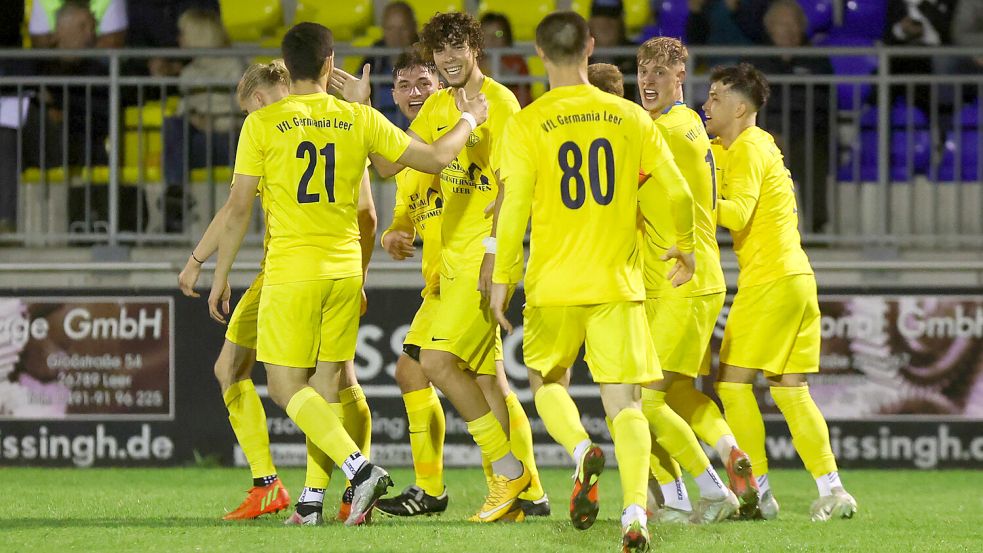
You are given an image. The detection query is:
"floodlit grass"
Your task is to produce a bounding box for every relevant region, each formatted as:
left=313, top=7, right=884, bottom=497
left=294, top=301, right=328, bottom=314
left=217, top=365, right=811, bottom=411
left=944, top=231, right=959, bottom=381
left=1, top=468, right=980, bottom=552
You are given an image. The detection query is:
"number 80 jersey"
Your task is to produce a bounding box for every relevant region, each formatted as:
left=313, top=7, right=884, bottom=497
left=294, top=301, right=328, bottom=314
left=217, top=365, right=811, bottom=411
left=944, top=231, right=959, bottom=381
left=493, top=84, right=685, bottom=307
left=234, top=92, right=411, bottom=285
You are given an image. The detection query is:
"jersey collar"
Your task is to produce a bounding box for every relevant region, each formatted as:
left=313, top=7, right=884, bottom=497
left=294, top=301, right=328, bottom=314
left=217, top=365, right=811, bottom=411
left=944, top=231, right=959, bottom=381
left=663, top=101, right=685, bottom=115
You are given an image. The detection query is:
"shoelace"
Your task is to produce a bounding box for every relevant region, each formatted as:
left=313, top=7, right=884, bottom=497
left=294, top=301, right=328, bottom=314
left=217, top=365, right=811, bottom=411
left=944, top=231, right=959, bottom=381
left=483, top=475, right=510, bottom=506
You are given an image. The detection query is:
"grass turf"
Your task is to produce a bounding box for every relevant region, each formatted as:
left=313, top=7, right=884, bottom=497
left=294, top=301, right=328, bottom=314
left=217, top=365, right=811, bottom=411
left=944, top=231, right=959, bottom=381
left=0, top=468, right=979, bottom=552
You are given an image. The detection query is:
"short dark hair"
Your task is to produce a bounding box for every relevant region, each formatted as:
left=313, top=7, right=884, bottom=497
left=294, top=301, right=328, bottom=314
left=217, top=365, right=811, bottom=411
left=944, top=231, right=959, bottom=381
left=392, top=49, right=437, bottom=80
left=281, top=22, right=334, bottom=82
left=710, top=63, right=770, bottom=111
left=588, top=63, right=624, bottom=97
left=418, top=12, right=482, bottom=60
left=480, top=12, right=514, bottom=45
left=536, top=11, right=591, bottom=64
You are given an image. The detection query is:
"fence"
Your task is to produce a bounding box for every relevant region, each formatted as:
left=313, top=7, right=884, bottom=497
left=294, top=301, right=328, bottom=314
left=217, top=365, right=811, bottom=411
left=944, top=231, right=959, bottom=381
left=0, top=45, right=981, bottom=248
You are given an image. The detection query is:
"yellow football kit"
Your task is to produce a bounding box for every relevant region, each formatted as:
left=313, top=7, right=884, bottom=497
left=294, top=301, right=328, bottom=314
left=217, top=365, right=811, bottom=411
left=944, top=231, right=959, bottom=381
left=715, top=126, right=819, bottom=375
left=225, top=181, right=271, bottom=350
left=493, top=83, right=695, bottom=383
left=640, top=103, right=727, bottom=377
left=408, top=77, right=519, bottom=375
left=234, top=92, right=411, bottom=367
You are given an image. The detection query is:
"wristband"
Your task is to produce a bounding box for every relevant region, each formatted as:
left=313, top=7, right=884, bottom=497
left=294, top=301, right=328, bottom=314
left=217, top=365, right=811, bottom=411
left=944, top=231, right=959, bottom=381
left=482, top=236, right=497, bottom=254
left=191, top=251, right=204, bottom=264
left=460, top=112, right=478, bottom=132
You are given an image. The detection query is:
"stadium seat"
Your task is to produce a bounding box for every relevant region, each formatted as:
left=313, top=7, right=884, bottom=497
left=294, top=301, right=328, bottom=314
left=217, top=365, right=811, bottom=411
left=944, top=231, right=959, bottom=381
left=837, top=102, right=931, bottom=182
left=220, top=0, right=282, bottom=43
left=656, top=0, right=688, bottom=39
left=939, top=102, right=981, bottom=182
left=839, top=0, right=887, bottom=40
left=570, top=0, right=650, bottom=35
left=798, top=0, right=834, bottom=37
left=526, top=55, right=548, bottom=100
left=295, top=0, right=372, bottom=42
left=819, top=33, right=876, bottom=110
left=479, top=0, right=555, bottom=41
left=409, top=0, right=465, bottom=24
left=342, top=27, right=383, bottom=76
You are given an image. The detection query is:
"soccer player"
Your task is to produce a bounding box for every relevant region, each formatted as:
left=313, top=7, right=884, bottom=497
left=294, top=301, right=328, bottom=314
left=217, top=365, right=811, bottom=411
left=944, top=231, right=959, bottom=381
left=635, top=37, right=748, bottom=523
left=206, top=22, right=491, bottom=527
left=490, top=12, right=696, bottom=552
left=703, top=63, right=858, bottom=521
left=365, top=12, right=539, bottom=522
left=177, top=60, right=377, bottom=524
left=586, top=62, right=624, bottom=97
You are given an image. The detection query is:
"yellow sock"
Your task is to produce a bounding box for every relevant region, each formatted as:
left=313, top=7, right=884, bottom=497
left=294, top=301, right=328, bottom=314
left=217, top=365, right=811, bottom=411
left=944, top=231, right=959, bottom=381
left=481, top=453, right=494, bottom=488
left=771, top=385, right=838, bottom=478
left=340, top=385, right=372, bottom=458
left=223, top=380, right=276, bottom=480
left=666, top=379, right=732, bottom=448
left=612, top=408, right=651, bottom=509
left=286, top=387, right=360, bottom=469
left=534, top=383, right=590, bottom=457
left=465, top=411, right=510, bottom=463
left=640, top=388, right=712, bottom=477
left=607, top=414, right=680, bottom=486
left=303, top=402, right=343, bottom=490
left=716, top=382, right=769, bottom=476
left=403, top=387, right=445, bottom=496
left=506, top=392, right=544, bottom=501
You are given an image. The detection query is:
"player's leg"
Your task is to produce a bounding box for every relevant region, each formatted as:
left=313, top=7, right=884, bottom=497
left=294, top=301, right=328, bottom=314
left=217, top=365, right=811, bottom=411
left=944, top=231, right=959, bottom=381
left=333, top=360, right=374, bottom=521
left=494, top=360, right=549, bottom=516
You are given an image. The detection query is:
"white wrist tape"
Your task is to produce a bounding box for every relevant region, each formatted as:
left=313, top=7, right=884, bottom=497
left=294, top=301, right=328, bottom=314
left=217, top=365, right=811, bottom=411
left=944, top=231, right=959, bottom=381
left=460, top=112, right=478, bottom=132
left=482, top=236, right=497, bottom=254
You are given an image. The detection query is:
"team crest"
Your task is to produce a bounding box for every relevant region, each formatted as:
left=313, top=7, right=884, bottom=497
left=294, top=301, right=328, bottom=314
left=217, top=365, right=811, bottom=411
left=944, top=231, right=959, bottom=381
left=466, top=132, right=480, bottom=147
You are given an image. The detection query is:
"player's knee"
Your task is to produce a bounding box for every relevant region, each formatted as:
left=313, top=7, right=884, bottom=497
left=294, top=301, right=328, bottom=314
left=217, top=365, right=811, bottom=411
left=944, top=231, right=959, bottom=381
left=213, top=358, right=234, bottom=391
left=394, top=353, right=430, bottom=393
left=767, top=373, right=808, bottom=387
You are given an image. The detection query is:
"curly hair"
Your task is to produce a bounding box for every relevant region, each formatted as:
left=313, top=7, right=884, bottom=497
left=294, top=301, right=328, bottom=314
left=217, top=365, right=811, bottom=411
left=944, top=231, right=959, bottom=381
left=710, top=63, right=771, bottom=111
left=636, top=36, right=688, bottom=68
left=418, top=12, right=482, bottom=60
left=237, top=59, right=289, bottom=104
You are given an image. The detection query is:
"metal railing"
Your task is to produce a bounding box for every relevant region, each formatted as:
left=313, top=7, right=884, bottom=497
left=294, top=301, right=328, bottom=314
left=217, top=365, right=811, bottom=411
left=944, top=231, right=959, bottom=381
left=0, top=46, right=981, bottom=249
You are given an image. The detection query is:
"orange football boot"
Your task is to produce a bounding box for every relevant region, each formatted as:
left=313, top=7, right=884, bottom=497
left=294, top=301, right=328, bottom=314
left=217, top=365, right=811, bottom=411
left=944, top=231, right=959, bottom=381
left=223, top=479, right=290, bottom=520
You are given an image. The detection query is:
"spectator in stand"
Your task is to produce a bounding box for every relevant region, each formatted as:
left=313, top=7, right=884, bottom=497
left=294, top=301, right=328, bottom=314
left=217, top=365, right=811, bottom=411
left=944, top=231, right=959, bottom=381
left=587, top=0, right=638, bottom=100
left=161, top=8, right=245, bottom=232
left=686, top=0, right=770, bottom=47
left=884, top=0, right=957, bottom=108
left=0, top=2, right=26, bottom=231
left=756, top=0, right=833, bottom=233
left=123, top=0, right=221, bottom=79
left=950, top=0, right=983, bottom=75
left=479, top=12, right=530, bottom=106
left=29, top=0, right=127, bottom=48
left=362, top=1, right=419, bottom=128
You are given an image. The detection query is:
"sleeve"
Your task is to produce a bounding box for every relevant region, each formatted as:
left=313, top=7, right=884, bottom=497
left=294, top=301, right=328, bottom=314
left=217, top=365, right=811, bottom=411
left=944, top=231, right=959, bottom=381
left=492, top=117, right=534, bottom=285
left=380, top=172, right=416, bottom=245
left=639, top=115, right=694, bottom=252
left=233, top=114, right=265, bottom=177
left=363, top=104, right=412, bottom=162
left=407, top=93, right=435, bottom=143
left=716, top=142, right=762, bottom=232
left=28, top=0, right=51, bottom=35
left=639, top=116, right=676, bottom=177
left=98, top=0, right=128, bottom=34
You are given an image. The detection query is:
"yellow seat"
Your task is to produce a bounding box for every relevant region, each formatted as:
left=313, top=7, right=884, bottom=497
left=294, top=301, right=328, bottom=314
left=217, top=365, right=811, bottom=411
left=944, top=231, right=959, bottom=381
left=570, top=0, right=650, bottom=35
left=21, top=167, right=71, bottom=184
left=190, top=166, right=234, bottom=183
left=526, top=55, right=547, bottom=100
left=478, top=0, right=555, bottom=41
left=295, top=0, right=372, bottom=41
left=220, top=0, right=282, bottom=43
left=343, top=27, right=384, bottom=75
left=408, top=0, right=465, bottom=23
left=253, top=32, right=287, bottom=65
left=124, top=98, right=180, bottom=127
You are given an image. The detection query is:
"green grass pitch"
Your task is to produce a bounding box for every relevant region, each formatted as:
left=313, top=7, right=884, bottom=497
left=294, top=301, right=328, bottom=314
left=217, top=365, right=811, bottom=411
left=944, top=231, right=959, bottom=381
left=1, top=468, right=980, bottom=552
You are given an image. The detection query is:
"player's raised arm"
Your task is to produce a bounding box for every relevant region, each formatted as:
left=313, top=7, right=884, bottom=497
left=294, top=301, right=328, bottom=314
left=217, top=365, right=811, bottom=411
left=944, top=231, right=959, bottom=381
left=209, top=173, right=259, bottom=323
left=397, top=88, right=488, bottom=173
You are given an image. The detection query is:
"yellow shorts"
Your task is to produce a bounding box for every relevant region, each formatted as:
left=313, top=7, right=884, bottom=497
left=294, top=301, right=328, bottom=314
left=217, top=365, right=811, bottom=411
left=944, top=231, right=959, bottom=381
left=720, top=274, right=820, bottom=375
left=404, top=292, right=441, bottom=349
left=523, top=301, right=660, bottom=384
left=423, top=272, right=498, bottom=376
left=256, top=276, right=362, bottom=368
left=225, top=273, right=263, bottom=350
left=645, top=292, right=725, bottom=379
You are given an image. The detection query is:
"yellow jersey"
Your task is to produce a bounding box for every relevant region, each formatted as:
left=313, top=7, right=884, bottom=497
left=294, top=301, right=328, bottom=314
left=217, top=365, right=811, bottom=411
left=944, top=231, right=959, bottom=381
left=408, top=77, right=520, bottom=277
left=234, top=92, right=411, bottom=286
left=382, top=168, right=444, bottom=297
left=716, top=126, right=813, bottom=289
left=641, top=103, right=726, bottom=298
left=493, top=84, right=694, bottom=307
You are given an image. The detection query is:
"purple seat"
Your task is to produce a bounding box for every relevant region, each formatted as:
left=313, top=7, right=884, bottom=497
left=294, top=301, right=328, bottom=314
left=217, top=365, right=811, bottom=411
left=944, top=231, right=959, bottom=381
left=798, top=0, right=834, bottom=37
left=840, top=0, right=887, bottom=40
left=939, top=102, right=981, bottom=182
left=641, top=0, right=687, bottom=40
left=820, top=33, right=877, bottom=110
left=838, top=103, right=932, bottom=182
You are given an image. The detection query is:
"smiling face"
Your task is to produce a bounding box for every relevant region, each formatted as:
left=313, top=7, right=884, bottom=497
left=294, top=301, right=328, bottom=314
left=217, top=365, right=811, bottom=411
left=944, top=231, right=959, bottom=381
left=702, top=80, right=742, bottom=137
left=638, top=59, right=684, bottom=114
left=392, top=64, right=439, bottom=120
left=432, top=41, right=479, bottom=88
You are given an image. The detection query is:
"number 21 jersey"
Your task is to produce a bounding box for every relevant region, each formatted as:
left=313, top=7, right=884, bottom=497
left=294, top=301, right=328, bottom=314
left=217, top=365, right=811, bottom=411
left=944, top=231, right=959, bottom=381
left=234, top=92, right=410, bottom=285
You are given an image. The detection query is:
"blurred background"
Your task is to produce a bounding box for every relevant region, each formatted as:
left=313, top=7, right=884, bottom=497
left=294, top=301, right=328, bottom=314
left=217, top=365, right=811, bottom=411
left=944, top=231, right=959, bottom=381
left=0, top=0, right=980, bottom=472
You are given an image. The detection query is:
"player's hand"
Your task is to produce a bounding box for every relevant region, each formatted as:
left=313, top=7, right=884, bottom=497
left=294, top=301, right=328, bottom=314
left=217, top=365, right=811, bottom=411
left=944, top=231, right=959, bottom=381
left=478, top=252, right=494, bottom=301
left=662, top=246, right=696, bottom=288
left=178, top=257, right=202, bottom=297
left=360, top=287, right=368, bottom=316
left=455, top=88, right=488, bottom=126
left=207, top=280, right=231, bottom=324
left=489, top=283, right=513, bottom=334
left=330, top=64, right=372, bottom=104
left=382, top=231, right=415, bottom=260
